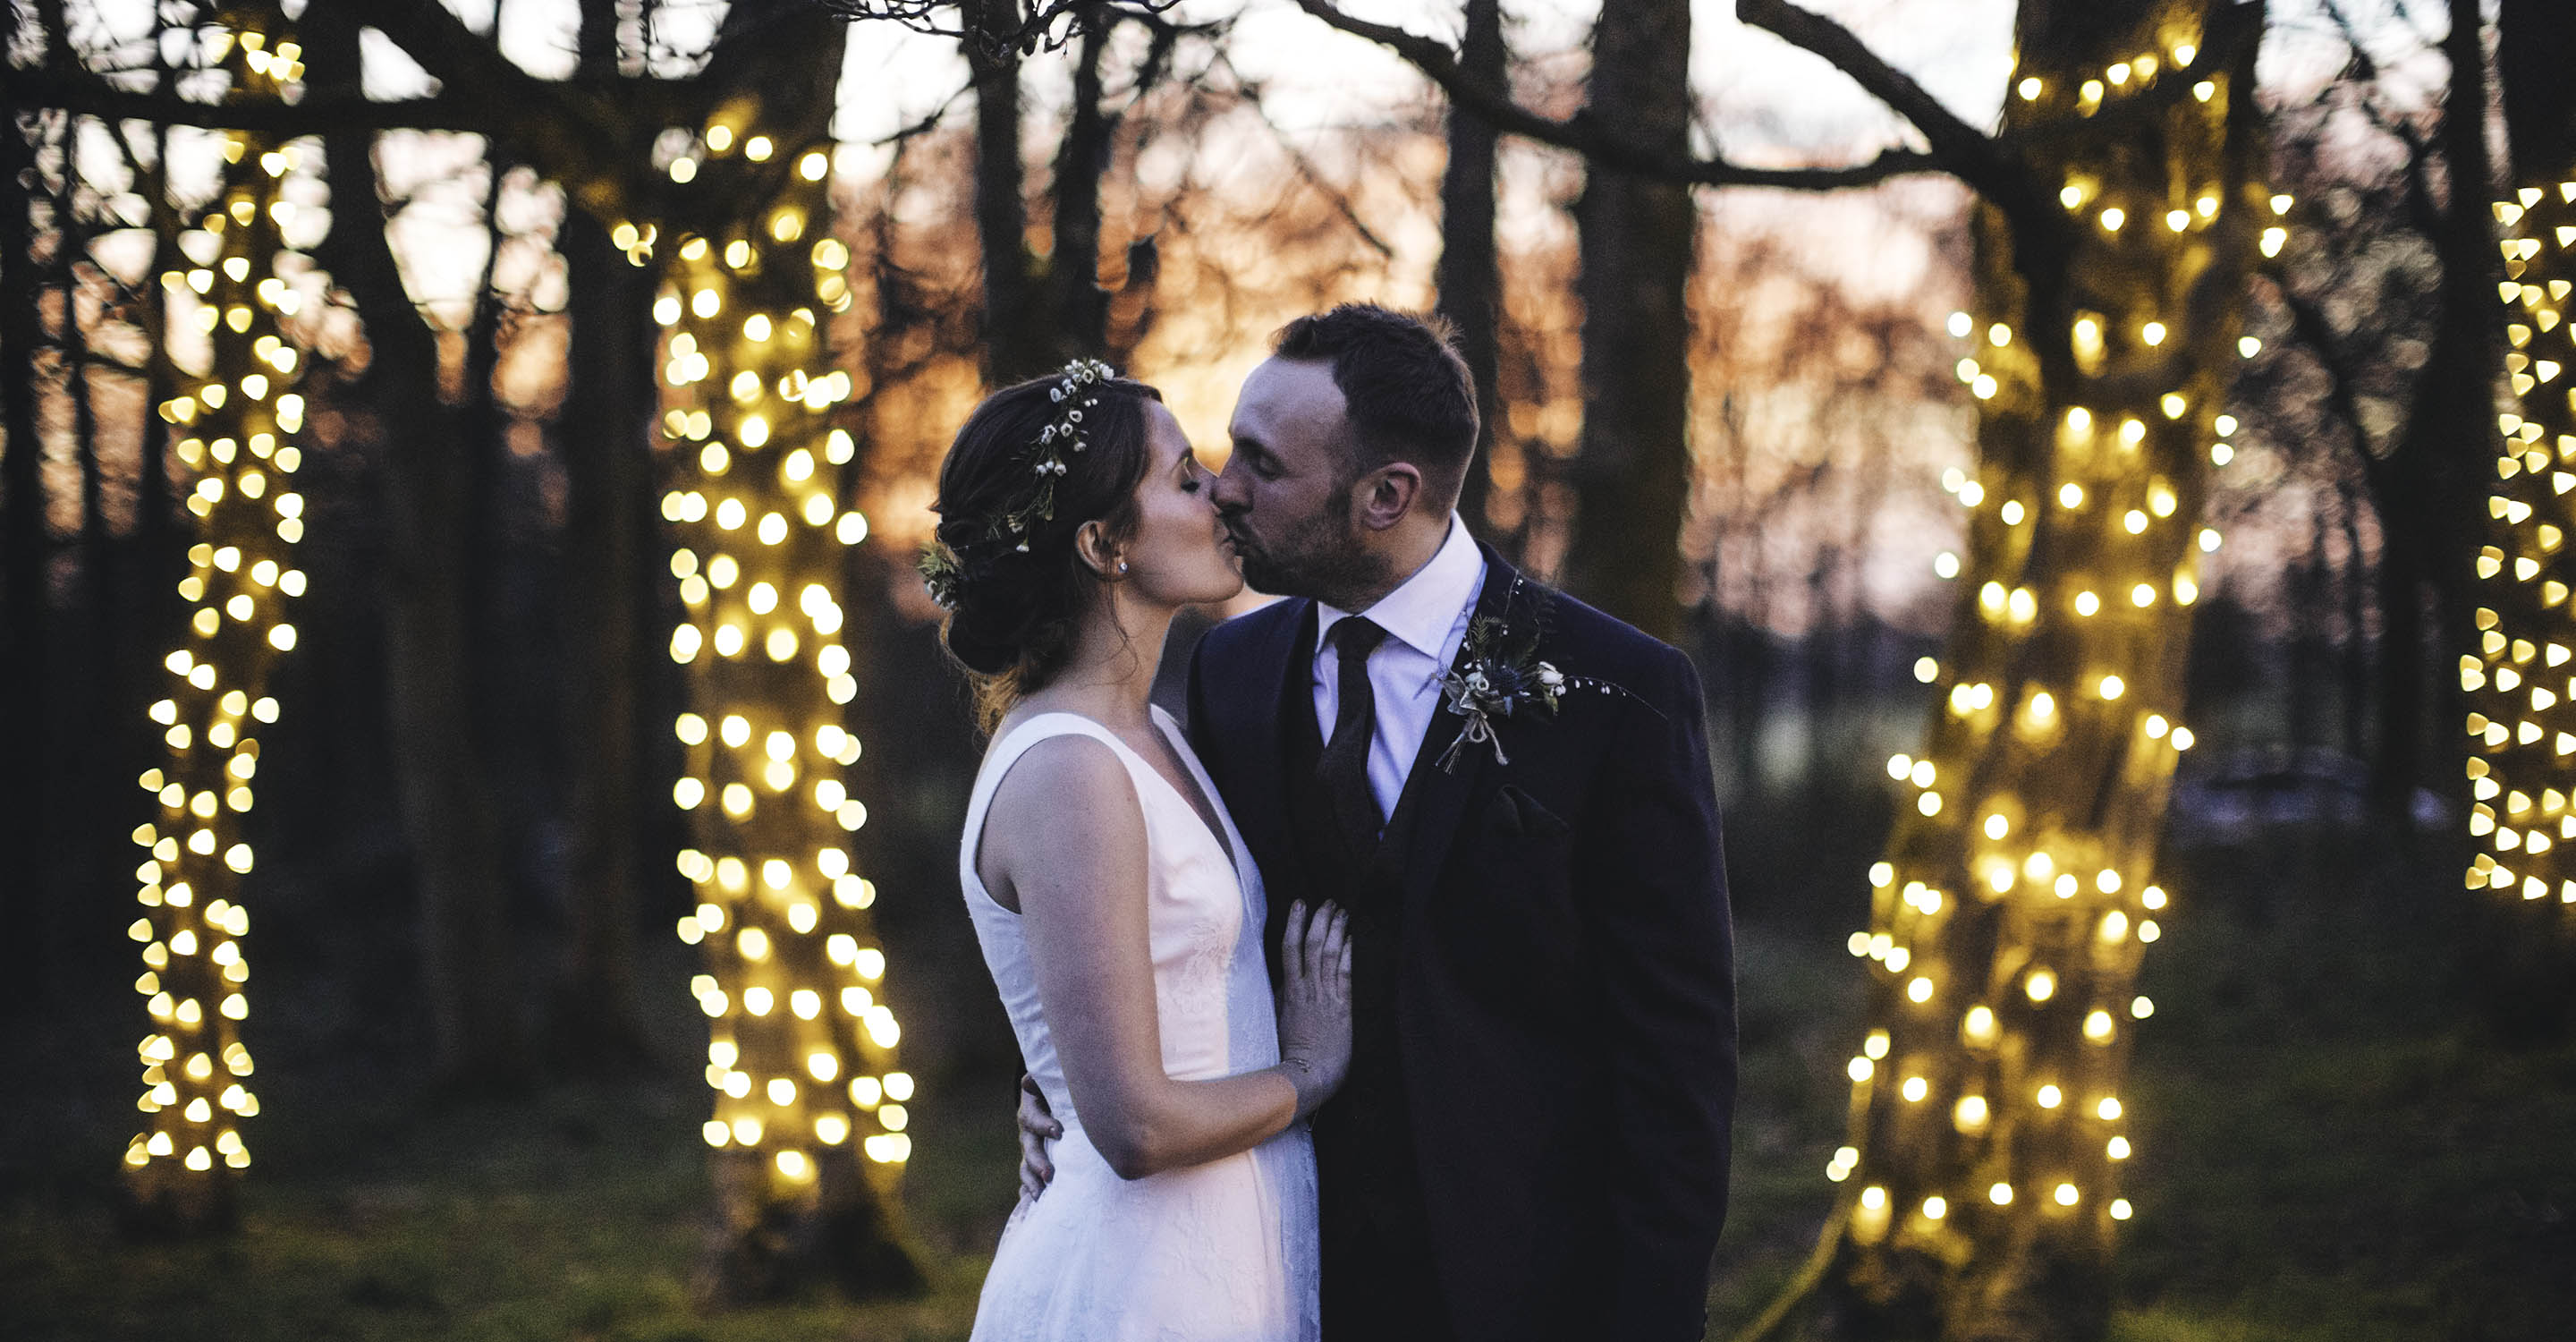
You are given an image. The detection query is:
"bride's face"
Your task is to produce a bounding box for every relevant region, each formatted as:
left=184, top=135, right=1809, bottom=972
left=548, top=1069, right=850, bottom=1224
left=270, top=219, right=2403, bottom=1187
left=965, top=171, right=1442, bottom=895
left=1117, top=402, right=1244, bottom=607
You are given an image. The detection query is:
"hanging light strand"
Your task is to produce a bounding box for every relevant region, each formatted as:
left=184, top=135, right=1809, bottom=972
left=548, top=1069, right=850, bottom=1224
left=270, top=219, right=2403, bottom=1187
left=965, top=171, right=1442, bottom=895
left=1830, top=15, right=2256, bottom=1266
left=123, top=15, right=310, bottom=1226
left=2464, top=183, right=2576, bottom=921
left=647, top=120, right=911, bottom=1216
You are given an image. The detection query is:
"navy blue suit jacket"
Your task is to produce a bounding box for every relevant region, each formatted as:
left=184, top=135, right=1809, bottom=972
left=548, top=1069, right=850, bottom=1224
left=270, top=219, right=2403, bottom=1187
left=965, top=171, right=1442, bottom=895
left=1184, top=543, right=1737, bottom=1340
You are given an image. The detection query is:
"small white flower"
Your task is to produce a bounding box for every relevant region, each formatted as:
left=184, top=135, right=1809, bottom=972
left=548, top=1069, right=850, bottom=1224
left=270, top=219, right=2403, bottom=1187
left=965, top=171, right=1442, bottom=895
left=1538, top=663, right=1563, bottom=689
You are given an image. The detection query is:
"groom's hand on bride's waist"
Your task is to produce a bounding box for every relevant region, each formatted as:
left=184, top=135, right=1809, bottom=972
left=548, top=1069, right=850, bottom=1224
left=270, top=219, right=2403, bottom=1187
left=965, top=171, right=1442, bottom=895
left=1016, top=1073, right=1063, bottom=1201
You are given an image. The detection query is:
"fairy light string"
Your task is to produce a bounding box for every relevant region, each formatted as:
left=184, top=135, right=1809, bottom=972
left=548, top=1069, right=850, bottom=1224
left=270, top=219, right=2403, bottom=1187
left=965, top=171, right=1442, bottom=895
left=123, top=13, right=310, bottom=1227
left=2464, top=181, right=2576, bottom=932
left=637, top=110, right=915, bottom=1228
left=1826, top=10, right=2265, bottom=1288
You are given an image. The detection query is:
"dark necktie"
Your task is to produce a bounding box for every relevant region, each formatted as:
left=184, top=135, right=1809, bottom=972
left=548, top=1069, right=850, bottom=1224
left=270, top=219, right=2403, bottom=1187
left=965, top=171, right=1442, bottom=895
left=1318, top=616, right=1390, bottom=857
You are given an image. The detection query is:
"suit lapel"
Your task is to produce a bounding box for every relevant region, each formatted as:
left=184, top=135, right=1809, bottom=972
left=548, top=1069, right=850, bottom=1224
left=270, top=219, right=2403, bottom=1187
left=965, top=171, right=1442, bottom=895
left=1218, top=598, right=1313, bottom=908
left=1388, top=545, right=1522, bottom=910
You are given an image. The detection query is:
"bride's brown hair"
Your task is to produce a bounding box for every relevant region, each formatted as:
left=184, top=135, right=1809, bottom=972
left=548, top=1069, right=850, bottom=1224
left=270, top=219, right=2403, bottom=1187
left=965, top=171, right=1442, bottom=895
left=927, top=370, right=1163, bottom=730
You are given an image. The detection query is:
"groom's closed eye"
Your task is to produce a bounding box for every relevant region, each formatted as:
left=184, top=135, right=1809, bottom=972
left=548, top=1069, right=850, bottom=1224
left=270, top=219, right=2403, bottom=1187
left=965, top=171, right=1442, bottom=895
left=1233, top=443, right=1281, bottom=480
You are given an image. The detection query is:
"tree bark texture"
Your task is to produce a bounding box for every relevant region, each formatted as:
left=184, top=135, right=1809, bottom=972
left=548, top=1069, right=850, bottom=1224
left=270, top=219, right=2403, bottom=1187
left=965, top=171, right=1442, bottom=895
left=654, top=7, right=926, bottom=1302
left=2462, top=0, right=2576, bottom=1034
left=1811, top=4, right=2269, bottom=1338
left=308, top=4, right=530, bottom=1096
left=1564, top=0, right=1694, bottom=641
left=1438, top=0, right=1505, bottom=538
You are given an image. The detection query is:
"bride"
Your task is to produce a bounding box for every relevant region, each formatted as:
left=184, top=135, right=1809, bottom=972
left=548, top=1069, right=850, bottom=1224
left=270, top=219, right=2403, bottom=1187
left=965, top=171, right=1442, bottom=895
left=925, top=358, right=1350, bottom=1341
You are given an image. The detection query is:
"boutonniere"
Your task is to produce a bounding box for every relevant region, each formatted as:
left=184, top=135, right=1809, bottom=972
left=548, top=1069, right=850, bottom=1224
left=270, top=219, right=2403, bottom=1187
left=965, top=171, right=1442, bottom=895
left=1436, top=589, right=1566, bottom=773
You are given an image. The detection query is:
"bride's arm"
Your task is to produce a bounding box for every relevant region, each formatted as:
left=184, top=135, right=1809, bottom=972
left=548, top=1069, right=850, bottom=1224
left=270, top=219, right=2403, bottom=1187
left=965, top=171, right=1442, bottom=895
left=983, top=735, right=1349, bottom=1181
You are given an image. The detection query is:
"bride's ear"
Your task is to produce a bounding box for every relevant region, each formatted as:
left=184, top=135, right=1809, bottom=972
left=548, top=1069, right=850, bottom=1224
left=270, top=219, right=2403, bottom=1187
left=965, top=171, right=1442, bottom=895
left=1072, top=520, right=1123, bottom=580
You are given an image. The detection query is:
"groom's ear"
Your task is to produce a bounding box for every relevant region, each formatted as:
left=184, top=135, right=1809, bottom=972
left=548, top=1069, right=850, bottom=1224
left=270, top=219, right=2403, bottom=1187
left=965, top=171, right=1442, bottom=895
left=1356, top=463, right=1422, bottom=532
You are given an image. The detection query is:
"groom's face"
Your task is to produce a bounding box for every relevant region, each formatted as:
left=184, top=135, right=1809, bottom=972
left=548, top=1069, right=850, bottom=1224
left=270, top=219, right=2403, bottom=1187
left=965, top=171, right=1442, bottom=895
left=1215, top=357, right=1382, bottom=603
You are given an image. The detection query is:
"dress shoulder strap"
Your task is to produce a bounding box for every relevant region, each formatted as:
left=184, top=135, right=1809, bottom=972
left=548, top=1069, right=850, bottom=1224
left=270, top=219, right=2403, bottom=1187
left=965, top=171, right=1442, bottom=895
left=961, top=713, right=1147, bottom=895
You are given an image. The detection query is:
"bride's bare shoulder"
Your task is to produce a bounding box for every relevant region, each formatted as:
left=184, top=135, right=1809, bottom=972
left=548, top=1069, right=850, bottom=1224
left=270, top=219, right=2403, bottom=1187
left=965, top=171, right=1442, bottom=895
left=984, top=727, right=1141, bottom=843
left=979, top=729, right=1147, bottom=911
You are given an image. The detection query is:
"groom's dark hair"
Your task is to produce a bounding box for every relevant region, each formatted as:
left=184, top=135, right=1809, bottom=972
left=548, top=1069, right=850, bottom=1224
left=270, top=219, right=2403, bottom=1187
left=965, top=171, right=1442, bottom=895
left=1272, top=303, right=1479, bottom=511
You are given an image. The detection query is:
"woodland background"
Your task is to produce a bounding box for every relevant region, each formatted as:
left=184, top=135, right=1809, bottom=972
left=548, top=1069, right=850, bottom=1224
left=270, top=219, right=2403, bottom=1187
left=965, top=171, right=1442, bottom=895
left=3, top=0, right=2572, bottom=1339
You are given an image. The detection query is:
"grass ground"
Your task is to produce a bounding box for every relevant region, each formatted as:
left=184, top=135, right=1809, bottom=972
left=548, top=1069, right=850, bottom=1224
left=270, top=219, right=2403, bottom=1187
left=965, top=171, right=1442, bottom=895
left=4, top=828, right=2569, bottom=1341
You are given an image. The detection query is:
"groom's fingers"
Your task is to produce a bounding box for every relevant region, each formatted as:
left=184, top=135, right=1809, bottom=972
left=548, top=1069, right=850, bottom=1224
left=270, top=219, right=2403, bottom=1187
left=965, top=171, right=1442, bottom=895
left=1016, top=1076, right=1063, bottom=1140
left=1017, top=1128, right=1054, bottom=1188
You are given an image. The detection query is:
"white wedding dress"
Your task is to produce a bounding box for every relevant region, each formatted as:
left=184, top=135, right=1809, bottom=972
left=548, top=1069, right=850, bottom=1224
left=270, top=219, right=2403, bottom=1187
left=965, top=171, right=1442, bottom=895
left=960, top=706, right=1321, bottom=1342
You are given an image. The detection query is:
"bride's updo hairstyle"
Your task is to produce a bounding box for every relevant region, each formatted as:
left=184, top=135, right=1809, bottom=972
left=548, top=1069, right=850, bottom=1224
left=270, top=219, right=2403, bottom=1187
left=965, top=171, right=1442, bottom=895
left=923, top=361, right=1163, bottom=727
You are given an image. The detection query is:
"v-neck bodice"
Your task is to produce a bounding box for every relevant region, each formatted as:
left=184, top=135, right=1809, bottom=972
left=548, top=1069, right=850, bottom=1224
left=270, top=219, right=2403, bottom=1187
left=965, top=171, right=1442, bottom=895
left=960, top=707, right=1277, bottom=1107
left=957, top=704, right=1319, bottom=1339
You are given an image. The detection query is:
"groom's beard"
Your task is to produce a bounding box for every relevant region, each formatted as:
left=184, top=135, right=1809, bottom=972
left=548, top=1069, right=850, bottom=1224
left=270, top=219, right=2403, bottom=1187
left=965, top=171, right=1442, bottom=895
left=1229, top=482, right=1387, bottom=608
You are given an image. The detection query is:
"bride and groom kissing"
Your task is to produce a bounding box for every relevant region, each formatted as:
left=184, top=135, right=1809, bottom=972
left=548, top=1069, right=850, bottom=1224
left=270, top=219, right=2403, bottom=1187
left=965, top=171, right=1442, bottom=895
left=926, top=303, right=1736, bottom=1341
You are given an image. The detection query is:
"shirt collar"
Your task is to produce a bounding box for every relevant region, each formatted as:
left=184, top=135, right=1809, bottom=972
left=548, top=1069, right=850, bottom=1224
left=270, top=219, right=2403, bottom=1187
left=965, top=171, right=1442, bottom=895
left=1316, top=515, right=1486, bottom=662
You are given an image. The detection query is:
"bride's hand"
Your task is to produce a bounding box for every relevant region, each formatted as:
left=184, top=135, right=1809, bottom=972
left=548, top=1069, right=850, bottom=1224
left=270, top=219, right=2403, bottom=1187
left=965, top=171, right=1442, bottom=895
left=1275, top=900, right=1352, bottom=1121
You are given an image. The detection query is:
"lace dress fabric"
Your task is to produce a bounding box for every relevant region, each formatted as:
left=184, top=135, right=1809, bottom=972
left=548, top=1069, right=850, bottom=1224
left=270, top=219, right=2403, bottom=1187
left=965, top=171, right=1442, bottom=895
left=961, top=708, right=1321, bottom=1342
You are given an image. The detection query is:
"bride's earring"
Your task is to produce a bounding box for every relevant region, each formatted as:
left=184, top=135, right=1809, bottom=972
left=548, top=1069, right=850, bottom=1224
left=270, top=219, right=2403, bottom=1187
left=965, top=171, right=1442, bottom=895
left=1116, top=560, right=1130, bottom=574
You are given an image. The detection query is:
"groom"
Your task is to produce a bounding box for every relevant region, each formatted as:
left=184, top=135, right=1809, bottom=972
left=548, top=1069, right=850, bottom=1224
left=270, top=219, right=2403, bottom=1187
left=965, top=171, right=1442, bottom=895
left=1030, top=303, right=1736, bottom=1339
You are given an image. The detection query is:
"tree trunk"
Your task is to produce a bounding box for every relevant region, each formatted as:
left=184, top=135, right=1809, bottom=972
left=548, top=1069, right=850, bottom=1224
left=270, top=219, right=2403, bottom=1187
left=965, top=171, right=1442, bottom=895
left=2337, top=476, right=2370, bottom=760
left=548, top=0, right=660, bottom=1073
left=2290, top=505, right=2328, bottom=749
left=2462, top=0, right=2576, bottom=1034
left=1563, top=0, right=1694, bottom=641
left=62, top=169, right=105, bottom=593
left=134, top=92, right=177, bottom=574
left=2501, top=0, right=2576, bottom=183
left=2369, top=461, right=2427, bottom=813
left=1047, top=19, right=1114, bottom=361
left=0, top=101, right=48, bottom=1018
left=1438, top=0, right=1505, bottom=537
left=117, top=9, right=321, bottom=1232
left=309, top=5, right=529, bottom=1095
left=964, top=0, right=1041, bottom=383
left=662, top=7, right=927, bottom=1301
left=1799, top=5, right=2270, bottom=1338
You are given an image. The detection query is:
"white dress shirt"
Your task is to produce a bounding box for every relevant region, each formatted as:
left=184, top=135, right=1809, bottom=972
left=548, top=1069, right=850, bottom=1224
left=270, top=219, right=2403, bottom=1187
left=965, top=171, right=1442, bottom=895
left=1311, top=515, right=1487, bottom=827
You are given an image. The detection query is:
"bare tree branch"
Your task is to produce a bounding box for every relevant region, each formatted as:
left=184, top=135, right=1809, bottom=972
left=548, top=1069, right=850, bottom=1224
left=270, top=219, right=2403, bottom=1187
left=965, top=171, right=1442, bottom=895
left=1289, top=0, right=1940, bottom=191
left=810, top=0, right=1182, bottom=56
left=1733, top=0, right=2011, bottom=192
left=362, top=0, right=656, bottom=220
left=5, top=65, right=487, bottom=133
